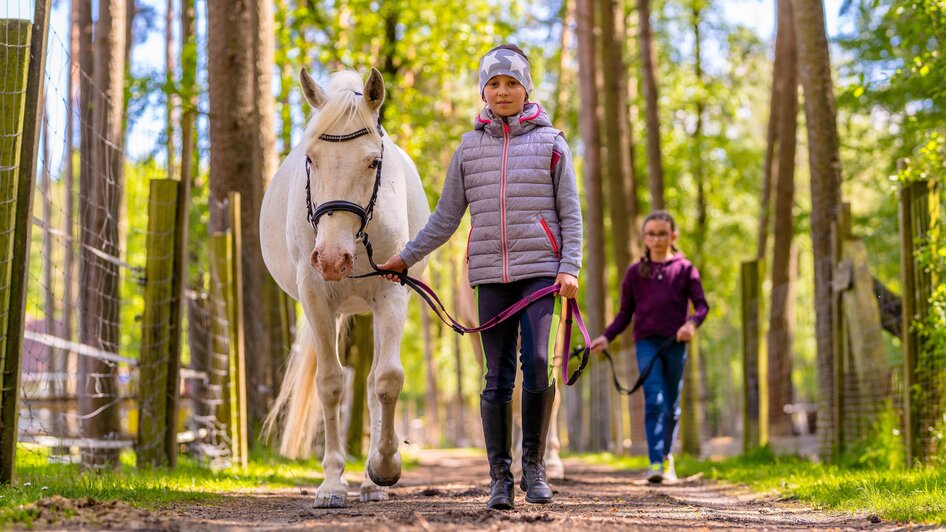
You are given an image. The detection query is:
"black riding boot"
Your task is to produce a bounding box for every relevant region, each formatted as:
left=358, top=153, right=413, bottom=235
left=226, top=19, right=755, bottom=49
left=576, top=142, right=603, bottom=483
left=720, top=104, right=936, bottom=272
left=520, top=382, right=555, bottom=503
left=481, top=397, right=514, bottom=510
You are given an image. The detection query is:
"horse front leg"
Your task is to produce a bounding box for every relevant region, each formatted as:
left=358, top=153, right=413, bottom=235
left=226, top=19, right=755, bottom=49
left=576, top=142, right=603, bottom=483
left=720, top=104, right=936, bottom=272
left=359, top=352, right=389, bottom=501
left=301, top=293, right=349, bottom=508
left=365, top=288, right=408, bottom=487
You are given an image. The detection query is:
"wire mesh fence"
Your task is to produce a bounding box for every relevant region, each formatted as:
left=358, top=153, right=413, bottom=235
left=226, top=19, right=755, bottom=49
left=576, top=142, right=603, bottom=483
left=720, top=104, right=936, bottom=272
left=1, top=0, right=240, bottom=473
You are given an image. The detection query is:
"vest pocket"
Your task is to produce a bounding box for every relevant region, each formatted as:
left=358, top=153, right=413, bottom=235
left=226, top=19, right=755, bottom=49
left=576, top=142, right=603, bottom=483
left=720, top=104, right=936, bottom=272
left=539, top=217, right=560, bottom=257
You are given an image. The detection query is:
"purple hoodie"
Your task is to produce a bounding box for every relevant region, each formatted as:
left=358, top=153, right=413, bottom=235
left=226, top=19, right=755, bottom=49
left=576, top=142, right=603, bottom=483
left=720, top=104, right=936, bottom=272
left=603, top=253, right=709, bottom=342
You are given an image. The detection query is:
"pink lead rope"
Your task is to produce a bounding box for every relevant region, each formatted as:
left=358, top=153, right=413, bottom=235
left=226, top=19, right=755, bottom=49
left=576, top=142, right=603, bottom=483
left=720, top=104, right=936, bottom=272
left=353, top=259, right=591, bottom=386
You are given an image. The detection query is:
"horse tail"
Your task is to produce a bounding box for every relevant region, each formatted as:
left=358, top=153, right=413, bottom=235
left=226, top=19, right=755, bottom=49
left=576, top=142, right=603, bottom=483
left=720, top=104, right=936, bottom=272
left=262, top=316, right=322, bottom=458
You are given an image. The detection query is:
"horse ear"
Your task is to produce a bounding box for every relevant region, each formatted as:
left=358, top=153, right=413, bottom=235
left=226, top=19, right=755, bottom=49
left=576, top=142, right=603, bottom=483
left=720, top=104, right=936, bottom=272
left=363, top=68, right=385, bottom=112
left=300, top=67, right=327, bottom=110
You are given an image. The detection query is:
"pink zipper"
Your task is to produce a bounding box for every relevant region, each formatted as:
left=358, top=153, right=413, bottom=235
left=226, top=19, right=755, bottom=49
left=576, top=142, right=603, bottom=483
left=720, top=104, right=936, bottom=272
left=466, top=223, right=474, bottom=263
left=540, top=218, right=560, bottom=257
left=501, top=121, right=510, bottom=282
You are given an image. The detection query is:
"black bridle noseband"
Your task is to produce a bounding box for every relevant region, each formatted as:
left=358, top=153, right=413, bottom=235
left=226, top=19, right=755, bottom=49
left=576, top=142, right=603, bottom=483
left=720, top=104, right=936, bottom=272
left=304, top=121, right=385, bottom=241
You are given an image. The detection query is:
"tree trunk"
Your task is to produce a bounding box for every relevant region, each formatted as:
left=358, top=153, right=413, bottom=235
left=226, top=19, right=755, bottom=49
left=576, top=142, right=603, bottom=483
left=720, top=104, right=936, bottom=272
left=757, top=3, right=785, bottom=260
left=553, top=0, right=573, bottom=129
left=379, top=7, right=399, bottom=123
left=637, top=0, right=664, bottom=210
left=179, top=0, right=198, bottom=191
left=41, top=98, right=57, bottom=398
left=576, top=0, right=609, bottom=452
left=601, top=0, right=633, bottom=303
left=794, top=0, right=843, bottom=461
left=623, top=4, right=646, bottom=456
left=251, top=0, right=285, bottom=433
left=179, top=0, right=209, bottom=430
left=166, top=0, right=176, bottom=175
left=422, top=304, right=440, bottom=445
left=59, top=1, right=79, bottom=444
left=208, top=0, right=272, bottom=440
left=768, top=0, right=799, bottom=439
left=275, top=0, right=293, bottom=158
left=179, top=0, right=199, bottom=267
left=683, top=2, right=706, bottom=458
left=451, top=257, right=468, bottom=447
left=79, top=0, right=126, bottom=469
left=344, top=315, right=372, bottom=458
left=601, top=0, right=633, bottom=454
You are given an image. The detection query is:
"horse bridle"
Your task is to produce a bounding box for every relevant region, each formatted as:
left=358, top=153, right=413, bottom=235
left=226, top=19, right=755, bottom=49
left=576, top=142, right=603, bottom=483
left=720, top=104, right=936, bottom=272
left=304, top=120, right=385, bottom=242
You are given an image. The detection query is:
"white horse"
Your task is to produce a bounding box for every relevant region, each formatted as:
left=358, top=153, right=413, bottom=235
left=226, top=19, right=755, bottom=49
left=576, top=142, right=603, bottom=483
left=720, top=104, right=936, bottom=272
left=260, top=67, right=429, bottom=507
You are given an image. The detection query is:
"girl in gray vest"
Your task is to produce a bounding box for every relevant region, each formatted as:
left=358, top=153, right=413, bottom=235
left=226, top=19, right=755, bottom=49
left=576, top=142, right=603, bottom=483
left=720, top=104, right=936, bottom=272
left=379, top=43, right=582, bottom=510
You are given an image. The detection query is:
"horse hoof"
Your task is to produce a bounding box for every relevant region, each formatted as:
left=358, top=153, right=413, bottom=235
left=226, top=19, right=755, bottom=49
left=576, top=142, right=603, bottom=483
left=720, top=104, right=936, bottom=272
left=313, top=490, right=348, bottom=508
left=366, top=462, right=400, bottom=487
left=359, top=486, right=389, bottom=502
left=547, top=462, right=565, bottom=480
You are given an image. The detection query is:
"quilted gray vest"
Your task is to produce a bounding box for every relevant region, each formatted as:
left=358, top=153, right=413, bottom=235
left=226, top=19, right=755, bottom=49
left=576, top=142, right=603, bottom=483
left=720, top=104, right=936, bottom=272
left=461, top=104, right=564, bottom=285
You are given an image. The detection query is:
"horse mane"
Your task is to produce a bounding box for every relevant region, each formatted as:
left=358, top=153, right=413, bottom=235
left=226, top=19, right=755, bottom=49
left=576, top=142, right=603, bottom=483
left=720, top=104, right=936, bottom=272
left=304, top=71, right=380, bottom=141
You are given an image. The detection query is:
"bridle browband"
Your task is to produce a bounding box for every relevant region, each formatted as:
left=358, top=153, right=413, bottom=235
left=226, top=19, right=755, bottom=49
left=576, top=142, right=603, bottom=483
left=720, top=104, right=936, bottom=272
left=304, top=120, right=385, bottom=241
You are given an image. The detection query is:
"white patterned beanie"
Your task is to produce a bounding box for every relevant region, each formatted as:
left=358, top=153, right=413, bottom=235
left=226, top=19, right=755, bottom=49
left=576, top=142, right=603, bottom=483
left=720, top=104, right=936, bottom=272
left=478, top=47, right=533, bottom=100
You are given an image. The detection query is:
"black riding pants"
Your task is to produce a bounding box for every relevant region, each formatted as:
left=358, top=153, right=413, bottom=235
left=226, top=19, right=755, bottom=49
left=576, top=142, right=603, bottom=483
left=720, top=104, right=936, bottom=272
left=476, top=276, right=560, bottom=403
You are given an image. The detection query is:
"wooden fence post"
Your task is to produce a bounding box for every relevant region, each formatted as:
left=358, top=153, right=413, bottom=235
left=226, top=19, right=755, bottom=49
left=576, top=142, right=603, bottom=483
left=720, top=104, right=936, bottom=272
left=166, top=164, right=191, bottom=469
left=209, top=233, right=232, bottom=432
left=827, top=204, right=851, bottom=460
left=898, top=162, right=937, bottom=465
left=0, top=18, right=32, bottom=389
left=137, top=179, right=180, bottom=468
left=1, top=1, right=51, bottom=484
left=741, top=259, right=767, bottom=452
left=227, top=192, right=248, bottom=469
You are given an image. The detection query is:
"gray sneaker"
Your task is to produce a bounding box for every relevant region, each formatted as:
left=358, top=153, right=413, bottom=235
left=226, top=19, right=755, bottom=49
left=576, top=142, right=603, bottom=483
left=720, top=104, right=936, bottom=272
left=647, top=462, right=663, bottom=483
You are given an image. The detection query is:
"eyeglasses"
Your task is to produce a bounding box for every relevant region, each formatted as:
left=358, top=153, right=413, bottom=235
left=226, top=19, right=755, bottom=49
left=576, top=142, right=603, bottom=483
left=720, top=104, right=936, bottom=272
left=644, top=231, right=671, bottom=239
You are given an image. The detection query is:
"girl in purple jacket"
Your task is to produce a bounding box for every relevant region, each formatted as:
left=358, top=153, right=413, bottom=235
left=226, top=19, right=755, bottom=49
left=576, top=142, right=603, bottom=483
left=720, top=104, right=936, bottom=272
left=589, top=211, right=709, bottom=483
left=379, top=44, right=583, bottom=509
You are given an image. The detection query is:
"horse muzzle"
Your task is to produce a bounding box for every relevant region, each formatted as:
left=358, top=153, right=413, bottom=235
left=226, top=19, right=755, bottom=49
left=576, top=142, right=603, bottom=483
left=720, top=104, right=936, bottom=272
left=310, top=247, right=354, bottom=281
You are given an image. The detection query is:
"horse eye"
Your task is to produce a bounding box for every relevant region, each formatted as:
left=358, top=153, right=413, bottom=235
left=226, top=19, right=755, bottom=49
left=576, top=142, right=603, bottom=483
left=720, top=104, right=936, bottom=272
left=369, top=158, right=381, bottom=169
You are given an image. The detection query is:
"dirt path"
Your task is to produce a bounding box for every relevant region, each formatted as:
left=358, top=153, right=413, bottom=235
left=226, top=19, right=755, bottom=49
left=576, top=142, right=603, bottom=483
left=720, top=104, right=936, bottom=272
left=42, top=449, right=911, bottom=530
left=171, top=449, right=904, bottom=531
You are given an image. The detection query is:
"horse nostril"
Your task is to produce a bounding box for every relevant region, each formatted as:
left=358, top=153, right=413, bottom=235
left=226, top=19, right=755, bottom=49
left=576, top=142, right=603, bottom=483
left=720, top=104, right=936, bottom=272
left=340, top=253, right=353, bottom=272
left=310, top=249, right=320, bottom=269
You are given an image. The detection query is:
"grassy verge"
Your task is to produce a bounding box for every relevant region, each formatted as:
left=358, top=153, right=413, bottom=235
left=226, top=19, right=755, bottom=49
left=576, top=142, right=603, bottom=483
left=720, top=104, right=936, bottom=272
left=0, top=446, right=415, bottom=527
left=583, top=447, right=946, bottom=525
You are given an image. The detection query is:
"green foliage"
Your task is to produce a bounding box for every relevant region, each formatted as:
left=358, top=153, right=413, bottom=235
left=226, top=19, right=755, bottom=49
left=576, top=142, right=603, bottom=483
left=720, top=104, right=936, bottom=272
left=842, top=400, right=905, bottom=470
left=0, top=447, right=316, bottom=526
left=603, top=448, right=946, bottom=524
left=0, top=446, right=418, bottom=527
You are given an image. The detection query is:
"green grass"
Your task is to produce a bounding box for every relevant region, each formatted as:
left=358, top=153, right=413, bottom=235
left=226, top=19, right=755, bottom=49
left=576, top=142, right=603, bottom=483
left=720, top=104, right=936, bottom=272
left=0, top=446, right=416, bottom=527
left=586, top=447, right=946, bottom=525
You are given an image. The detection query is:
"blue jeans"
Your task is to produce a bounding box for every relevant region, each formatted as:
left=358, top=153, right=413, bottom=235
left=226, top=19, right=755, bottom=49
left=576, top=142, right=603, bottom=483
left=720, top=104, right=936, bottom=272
left=636, top=337, right=687, bottom=465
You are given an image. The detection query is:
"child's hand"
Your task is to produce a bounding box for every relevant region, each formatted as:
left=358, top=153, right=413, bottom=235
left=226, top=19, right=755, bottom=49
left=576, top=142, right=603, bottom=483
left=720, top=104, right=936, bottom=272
left=676, top=321, right=696, bottom=342
left=377, top=255, right=408, bottom=283
left=589, top=335, right=609, bottom=353
left=555, top=272, right=579, bottom=298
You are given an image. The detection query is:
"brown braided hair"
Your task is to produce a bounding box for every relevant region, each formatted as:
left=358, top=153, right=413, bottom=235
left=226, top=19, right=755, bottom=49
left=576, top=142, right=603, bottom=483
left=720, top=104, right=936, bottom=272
left=639, top=210, right=679, bottom=278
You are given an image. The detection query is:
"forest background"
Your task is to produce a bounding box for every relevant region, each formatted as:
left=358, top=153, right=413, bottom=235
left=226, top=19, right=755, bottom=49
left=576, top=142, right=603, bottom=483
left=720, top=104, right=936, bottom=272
left=11, top=0, right=945, bottom=469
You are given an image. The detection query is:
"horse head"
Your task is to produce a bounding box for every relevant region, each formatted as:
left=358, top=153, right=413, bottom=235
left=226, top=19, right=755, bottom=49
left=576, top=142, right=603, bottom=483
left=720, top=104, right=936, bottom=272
left=299, top=67, right=385, bottom=281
